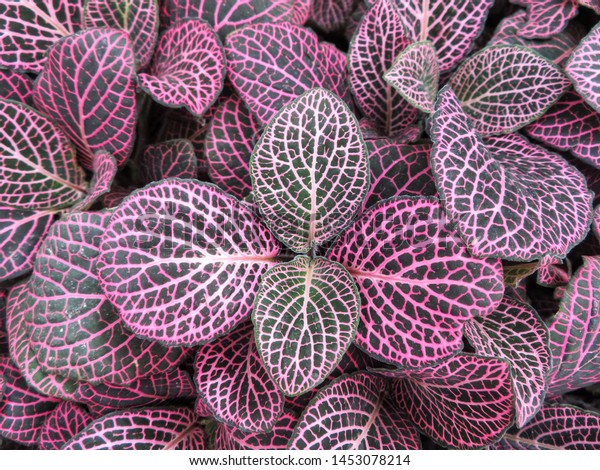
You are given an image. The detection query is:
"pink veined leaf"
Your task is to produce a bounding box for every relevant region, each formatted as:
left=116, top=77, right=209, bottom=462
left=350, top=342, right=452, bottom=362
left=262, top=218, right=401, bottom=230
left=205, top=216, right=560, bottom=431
left=194, top=396, right=211, bottom=418
left=101, top=184, right=132, bottom=209
left=163, top=0, right=295, bottom=40
left=37, top=401, right=92, bottom=450
left=33, top=28, right=136, bottom=171
left=348, top=0, right=417, bottom=138
left=70, top=151, right=118, bottom=212
left=390, top=354, right=515, bottom=449
left=0, top=0, right=82, bottom=72
left=525, top=90, right=600, bottom=170
left=84, top=0, right=158, bottom=70
left=214, top=411, right=298, bottom=450
left=463, top=297, right=551, bottom=428
left=0, top=205, right=57, bottom=283
left=253, top=256, right=360, bottom=396
left=251, top=88, right=369, bottom=253
left=0, top=98, right=87, bottom=210
left=62, top=406, right=207, bottom=449
left=138, top=19, right=225, bottom=119
left=0, top=69, right=33, bottom=104
left=430, top=87, right=593, bottom=261
left=140, top=139, right=198, bottom=185
left=288, top=372, right=421, bottom=450
left=308, top=0, right=354, bottom=33
left=27, top=211, right=186, bottom=385
left=0, top=292, right=7, bottom=354
left=225, top=22, right=353, bottom=126
left=384, top=40, right=440, bottom=114
left=537, top=261, right=571, bottom=288
left=204, top=93, right=258, bottom=199
left=364, top=140, right=437, bottom=209
left=291, top=0, right=311, bottom=24
left=194, top=322, right=284, bottom=433
left=327, top=196, right=504, bottom=369
left=448, top=45, right=571, bottom=135
left=359, top=121, right=423, bottom=144
left=565, top=23, right=600, bottom=115
left=390, top=0, right=494, bottom=73
left=594, top=206, right=600, bottom=242
left=518, top=0, right=578, bottom=39
left=502, top=262, right=541, bottom=288
left=546, top=256, right=600, bottom=396
left=579, top=0, right=600, bottom=13
left=97, top=179, right=281, bottom=347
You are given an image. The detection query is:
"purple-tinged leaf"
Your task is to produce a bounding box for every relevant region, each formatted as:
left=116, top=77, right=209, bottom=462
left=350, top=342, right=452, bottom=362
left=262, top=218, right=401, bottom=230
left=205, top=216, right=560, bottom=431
left=97, top=179, right=281, bottom=347
left=63, top=406, right=206, bottom=449
left=525, top=90, right=600, bottom=169
left=0, top=69, right=33, bottom=104
left=195, top=322, right=284, bottom=433
left=595, top=206, right=600, bottom=242
left=140, top=139, right=197, bottom=185
left=537, top=262, right=570, bottom=288
left=327, top=197, right=504, bottom=369
left=33, top=28, right=136, bottom=170
left=205, top=94, right=258, bottom=199
left=0, top=0, right=82, bottom=72
left=254, top=256, right=360, bottom=396
left=464, top=298, right=550, bottom=427
left=365, top=141, right=436, bottom=208
left=251, top=88, right=368, bottom=253
left=214, top=411, right=298, bottom=450
left=391, top=354, right=514, bottom=449
left=288, top=372, right=420, bottom=450
left=580, top=0, right=600, bottom=13
left=391, top=0, right=494, bottom=73
left=70, top=151, right=118, bottom=212
left=547, top=256, right=600, bottom=396
left=348, top=0, right=417, bottom=137
left=0, top=292, right=7, bottom=354
left=101, top=184, right=132, bottom=209
left=518, top=0, right=578, bottom=39
left=84, top=0, right=158, bottom=70
left=0, top=205, right=56, bottom=282
left=384, top=41, right=439, bottom=114
left=225, top=23, right=353, bottom=126
left=308, top=0, right=354, bottom=33
left=37, top=401, right=92, bottom=450
left=138, top=19, right=225, bottom=118
left=502, top=262, right=540, bottom=287
left=0, top=98, right=87, bottom=209
left=430, top=87, right=593, bottom=261
left=448, top=45, right=571, bottom=135
left=291, top=0, right=311, bottom=24
left=491, top=404, right=600, bottom=449
left=565, top=23, right=600, bottom=115
left=194, top=396, right=211, bottom=418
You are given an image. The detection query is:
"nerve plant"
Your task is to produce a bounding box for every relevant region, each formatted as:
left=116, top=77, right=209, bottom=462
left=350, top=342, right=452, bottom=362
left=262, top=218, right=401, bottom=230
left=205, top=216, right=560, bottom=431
left=1, top=0, right=600, bottom=451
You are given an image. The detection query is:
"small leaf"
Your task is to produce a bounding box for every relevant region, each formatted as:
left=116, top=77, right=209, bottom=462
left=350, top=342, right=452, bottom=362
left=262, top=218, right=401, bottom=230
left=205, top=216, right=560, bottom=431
left=308, top=0, right=354, bottom=33
left=502, top=262, right=540, bottom=287
left=518, top=0, right=578, bottom=40
left=0, top=69, right=33, bottom=104
left=37, top=402, right=92, bottom=450
left=214, top=411, right=297, bottom=450
left=140, top=139, right=198, bottom=185
left=70, top=151, right=118, bottom=212
left=565, top=23, right=600, bottom=115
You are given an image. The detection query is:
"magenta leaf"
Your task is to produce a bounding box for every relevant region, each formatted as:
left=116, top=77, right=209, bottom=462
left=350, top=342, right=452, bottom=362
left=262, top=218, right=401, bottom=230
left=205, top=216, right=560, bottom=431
left=348, top=0, right=417, bottom=137
left=140, top=139, right=198, bottom=185
left=33, top=28, right=136, bottom=170
left=565, top=23, right=600, bottom=115
left=580, top=0, right=600, bottom=12
left=0, top=0, right=82, bottom=72
left=448, top=45, right=571, bottom=135
left=138, top=19, right=225, bottom=118
left=84, top=0, right=158, bottom=70
left=37, top=401, right=92, bottom=450
left=391, top=354, right=515, bottom=449
left=0, top=292, right=7, bottom=354
left=537, top=262, right=571, bottom=288
left=251, top=88, right=368, bottom=253
left=463, top=297, right=551, bottom=427
left=490, top=404, right=600, bottom=449
left=62, top=406, right=206, bottom=449
left=194, top=322, right=284, bottom=433
left=97, top=179, right=280, bottom=347
left=0, top=69, right=33, bottom=104
left=101, top=184, right=132, bottom=208
left=288, top=372, right=421, bottom=450
left=518, top=0, right=578, bottom=39
left=430, top=87, right=593, bottom=261
left=327, top=197, right=504, bottom=369
left=308, top=0, right=354, bottom=33
left=70, top=150, right=118, bottom=212
left=291, top=0, right=311, bottom=24
left=225, top=22, right=353, bottom=126
left=214, top=411, right=298, bottom=450
left=0, top=98, right=87, bottom=210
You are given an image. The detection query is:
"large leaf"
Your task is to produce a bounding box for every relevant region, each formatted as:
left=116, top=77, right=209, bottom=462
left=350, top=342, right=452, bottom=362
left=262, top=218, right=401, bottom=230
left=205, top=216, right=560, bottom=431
left=308, top=0, right=354, bottom=33
left=70, top=150, right=118, bottom=212
left=0, top=0, right=82, bottom=72
left=62, top=407, right=206, bottom=449
left=97, top=179, right=281, bottom=347
left=33, top=28, right=136, bottom=170
left=430, top=87, right=593, bottom=261
left=138, top=19, right=225, bottom=118
left=214, top=411, right=297, bottom=450
left=37, top=401, right=92, bottom=450
left=225, top=22, right=353, bottom=126
left=288, top=372, right=420, bottom=450
left=348, top=0, right=417, bottom=137
left=0, top=69, right=33, bottom=104
left=194, top=322, right=284, bottom=433
left=327, top=197, right=504, bottom=369
left=518, top=0, right=578, bottom=39
left=140, top=139, right=197, bottom=185
left=84, top=0, right=158, bottom=69
left=251, top=88, right=368, bottom=253
left=448, top=45, right=571, bottom=135
left=565, top=23, right=600, bottom=115
left=0, top=98, right=86, bottom=210
left=254, top=256, right=360, bottom=396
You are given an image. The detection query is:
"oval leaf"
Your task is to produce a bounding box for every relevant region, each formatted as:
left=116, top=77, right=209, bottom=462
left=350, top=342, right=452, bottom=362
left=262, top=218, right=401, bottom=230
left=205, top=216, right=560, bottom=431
left=519, top=0, right=578, bottom=40
left=214, top=411, right=298, bottom=450
left=565, top=23, right=600, bottom=115
left=70, top=150, right=118, bottom=212
left=308, top=0, right=354, bottom=33
left=37, top=401, right=92, bottom=450
left=140, top=139, right=198, bottom=185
